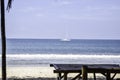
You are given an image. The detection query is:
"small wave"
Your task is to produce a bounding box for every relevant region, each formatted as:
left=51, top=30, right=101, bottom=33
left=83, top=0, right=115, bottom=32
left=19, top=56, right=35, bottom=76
left=3, top=54, right=120, bottom=59
left=0, top=54, right=119, bottom=65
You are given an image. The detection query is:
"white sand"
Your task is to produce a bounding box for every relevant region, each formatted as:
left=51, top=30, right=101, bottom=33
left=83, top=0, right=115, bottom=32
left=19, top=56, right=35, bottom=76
left=0, top=66, right=56, bottom=78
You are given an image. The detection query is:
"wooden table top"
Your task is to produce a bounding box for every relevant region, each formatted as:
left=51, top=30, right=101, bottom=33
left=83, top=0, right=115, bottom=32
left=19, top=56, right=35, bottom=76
left=50, top=64, right=120, bottom=73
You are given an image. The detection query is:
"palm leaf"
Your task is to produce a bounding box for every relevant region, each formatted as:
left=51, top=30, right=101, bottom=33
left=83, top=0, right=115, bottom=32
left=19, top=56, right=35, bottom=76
left=6, top=0, right=13, bottom=11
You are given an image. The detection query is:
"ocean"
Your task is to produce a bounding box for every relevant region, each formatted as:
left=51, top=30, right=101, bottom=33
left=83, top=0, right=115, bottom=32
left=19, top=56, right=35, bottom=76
left=0, top=39, right=120, bottom=66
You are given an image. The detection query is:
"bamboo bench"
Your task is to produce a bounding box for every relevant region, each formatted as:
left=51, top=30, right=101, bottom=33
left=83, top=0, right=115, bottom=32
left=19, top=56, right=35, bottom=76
left=50, top=64, right=120, bottom=80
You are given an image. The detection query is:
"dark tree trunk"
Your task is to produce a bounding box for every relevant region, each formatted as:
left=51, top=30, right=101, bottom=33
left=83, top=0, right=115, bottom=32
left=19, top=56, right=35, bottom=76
left=1, top=0, right=7, bottom=80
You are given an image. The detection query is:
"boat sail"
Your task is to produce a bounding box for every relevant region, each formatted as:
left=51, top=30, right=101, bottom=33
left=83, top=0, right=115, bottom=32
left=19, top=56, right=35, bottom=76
left=61, top=26, right=71, bottom=41
left=61, top=38, right=71, bottom=41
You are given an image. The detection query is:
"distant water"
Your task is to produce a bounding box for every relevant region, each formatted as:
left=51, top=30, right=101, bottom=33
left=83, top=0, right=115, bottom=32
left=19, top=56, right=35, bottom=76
left=0, top=39, right=120, bottom=66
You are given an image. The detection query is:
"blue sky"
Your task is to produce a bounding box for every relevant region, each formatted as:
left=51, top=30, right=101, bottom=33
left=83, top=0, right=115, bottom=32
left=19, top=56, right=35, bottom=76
left=5, top=0, right=120, bottom=39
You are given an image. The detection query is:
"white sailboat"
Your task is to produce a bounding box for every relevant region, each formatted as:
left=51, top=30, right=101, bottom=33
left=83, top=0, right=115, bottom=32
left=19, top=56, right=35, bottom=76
left=60, top=26, right=71, bottom=41
left=61, top=38, right=71, bottom=41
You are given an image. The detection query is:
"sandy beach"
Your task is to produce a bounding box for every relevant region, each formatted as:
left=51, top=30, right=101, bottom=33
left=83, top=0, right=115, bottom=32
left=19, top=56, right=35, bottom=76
left=0, top=65, right=120, bottom=80
left=0, top=66, right=56, bottom=78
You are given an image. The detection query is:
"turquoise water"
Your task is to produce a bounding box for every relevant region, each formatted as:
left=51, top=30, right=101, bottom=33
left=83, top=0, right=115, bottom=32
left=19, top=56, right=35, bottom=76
left=0, top=39, right=120, bottom=66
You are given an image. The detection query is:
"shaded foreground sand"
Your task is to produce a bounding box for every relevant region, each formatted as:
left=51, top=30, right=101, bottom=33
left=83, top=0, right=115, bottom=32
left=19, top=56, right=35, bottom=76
left=0, top=66, right=120, bottom=80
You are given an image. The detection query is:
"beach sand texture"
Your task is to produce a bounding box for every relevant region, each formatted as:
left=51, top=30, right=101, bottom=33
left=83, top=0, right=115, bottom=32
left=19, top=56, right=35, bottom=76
left=0, top=66, right=55, bottom=78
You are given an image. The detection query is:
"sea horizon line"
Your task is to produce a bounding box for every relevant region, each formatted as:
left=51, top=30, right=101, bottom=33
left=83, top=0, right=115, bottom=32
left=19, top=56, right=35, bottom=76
left=4, top=38, right=120, bottom=41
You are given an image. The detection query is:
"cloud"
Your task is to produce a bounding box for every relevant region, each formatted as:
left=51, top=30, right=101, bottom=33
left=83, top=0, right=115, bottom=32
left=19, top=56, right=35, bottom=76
left=59, top=13, right=117, bottom=21
left=18, top=6, right=42, bottom=13
left=36, top=13, right=44, bottom=17
left=60, top=1, right=72, bottom=5
left=85, top=6, right=120, bottom=11
left=110, top=6, right=120, bottom=10
left=52, top=0, right=72, bottom=6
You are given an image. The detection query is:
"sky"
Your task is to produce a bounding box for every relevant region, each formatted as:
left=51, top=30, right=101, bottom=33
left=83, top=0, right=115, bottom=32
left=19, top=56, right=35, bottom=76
left=5, top=0, right=120, bottom=39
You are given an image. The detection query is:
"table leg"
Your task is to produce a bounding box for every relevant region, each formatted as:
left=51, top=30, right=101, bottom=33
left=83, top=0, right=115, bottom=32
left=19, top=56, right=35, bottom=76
left=71, top=73, right=82, bottom=80
left=64, top=73, right=68, bottom=80
left=106, top=72, right=111, bottom=80
left=57, top=73, right=61, bottom=80
left=93, top=72, right=96, bottom=80
left=111, top=73, right=117, bottom=80
left=82, top=66, right=88, bottom=80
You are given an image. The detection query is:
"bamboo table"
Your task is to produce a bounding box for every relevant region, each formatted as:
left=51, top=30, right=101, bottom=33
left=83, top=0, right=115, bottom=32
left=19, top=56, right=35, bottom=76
left=50, top=64, right=120, bottom=80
